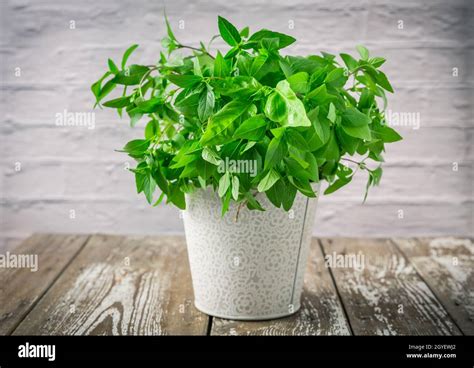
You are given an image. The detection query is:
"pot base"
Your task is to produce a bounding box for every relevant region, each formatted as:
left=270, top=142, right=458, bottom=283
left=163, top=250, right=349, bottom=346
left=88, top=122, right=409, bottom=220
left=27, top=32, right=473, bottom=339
left=194, top=301, right=302, bottom=321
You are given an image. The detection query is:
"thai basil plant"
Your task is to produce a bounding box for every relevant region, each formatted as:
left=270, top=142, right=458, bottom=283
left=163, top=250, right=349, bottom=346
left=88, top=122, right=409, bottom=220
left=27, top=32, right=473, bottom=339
left=91, top=16, right=402, bottom=216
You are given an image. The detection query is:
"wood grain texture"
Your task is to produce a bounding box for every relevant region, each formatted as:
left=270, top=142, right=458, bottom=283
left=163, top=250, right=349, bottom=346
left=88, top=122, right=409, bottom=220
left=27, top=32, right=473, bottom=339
left=211, top=239, right=351, bottom=335
left=394, top=237, right=474, bottom=335
left=0, top=234, right=89, bottom=335
left=13, top=235, right=209, bottom=335
left=320, top=238, right=462, bottom=336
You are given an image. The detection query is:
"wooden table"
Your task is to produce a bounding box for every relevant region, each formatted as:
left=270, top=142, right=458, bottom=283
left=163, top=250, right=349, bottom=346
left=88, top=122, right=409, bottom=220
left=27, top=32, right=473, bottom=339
left=0, top=234, right=472, bottom=336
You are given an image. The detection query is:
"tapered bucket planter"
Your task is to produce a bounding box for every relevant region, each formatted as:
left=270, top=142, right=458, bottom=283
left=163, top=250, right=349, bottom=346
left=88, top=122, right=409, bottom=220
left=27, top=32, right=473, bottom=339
left=182, top=184, right=320, bottom=320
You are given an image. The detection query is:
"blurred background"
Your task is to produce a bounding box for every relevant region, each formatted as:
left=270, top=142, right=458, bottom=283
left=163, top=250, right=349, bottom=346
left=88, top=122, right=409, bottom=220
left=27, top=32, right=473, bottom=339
left=0, top=0, right=472, bottom=250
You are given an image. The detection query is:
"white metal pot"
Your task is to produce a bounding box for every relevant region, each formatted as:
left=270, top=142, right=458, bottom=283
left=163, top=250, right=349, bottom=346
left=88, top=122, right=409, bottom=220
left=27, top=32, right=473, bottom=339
left=182, top=184, right=320, bottom=320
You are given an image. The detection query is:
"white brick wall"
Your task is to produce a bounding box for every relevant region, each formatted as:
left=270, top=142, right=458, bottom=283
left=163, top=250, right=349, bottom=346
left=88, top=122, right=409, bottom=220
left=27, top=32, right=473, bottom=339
left=1, top=0, right=473, bottom=249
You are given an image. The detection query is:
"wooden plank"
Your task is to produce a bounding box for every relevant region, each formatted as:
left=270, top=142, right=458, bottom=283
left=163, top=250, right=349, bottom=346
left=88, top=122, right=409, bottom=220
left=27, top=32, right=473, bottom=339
left=394, top=237, right=474, bottom=335
left=13, top=235, right=209, bottom=335
left=0, top=234, right=89, bottom=335
left=320, top=238, right=462, bottom=335
left=211, top=239, right=351, bottom=335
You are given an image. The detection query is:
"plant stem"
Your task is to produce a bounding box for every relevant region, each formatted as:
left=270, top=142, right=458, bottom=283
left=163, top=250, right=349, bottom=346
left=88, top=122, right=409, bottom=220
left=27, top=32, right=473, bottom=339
left=177, top=44, right=215, bottom=59
left=341, top=157, right=361, bottom=165
left=138, top=66, right=158, bottom=98
left=341, top=157, right=367, bottom=168
left=234, top=201, right=245, bottom=222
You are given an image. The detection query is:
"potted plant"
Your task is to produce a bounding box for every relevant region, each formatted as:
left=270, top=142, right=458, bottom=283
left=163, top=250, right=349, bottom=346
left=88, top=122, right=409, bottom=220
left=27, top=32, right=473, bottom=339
left=91, top=16, right=402, bottom=320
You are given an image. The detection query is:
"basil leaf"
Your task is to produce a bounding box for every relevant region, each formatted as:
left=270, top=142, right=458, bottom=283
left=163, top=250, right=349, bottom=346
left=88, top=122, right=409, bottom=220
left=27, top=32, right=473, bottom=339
left=342, top=107, right=371, bottom=127
left=356, top=45, right=369, bottom=61
left=218, top=16, right=241, bottom=46
left=340, top=53, right=358, bottom=71
left=233, top=115, right=267, bottom=141
left=218, top=171, right=231, bottom=197
left=198, top=85, right=215, bottom=122
left=200, top=100, right=250, bottom=146
left=257, top=169, right=280, bottom=192
left=248, top=29, right=296, bottom=49
left=110, top=65, right=149, bottom=85
left=265, top=80, right=311, bottom=127
left=264, top=136, right=284, bottom=170
left=121, top=44, right=139, bottom=69
left=231, top=175, right=240, bottom=200
left=287, top=71, right=309, bottom=94
left=167, top=74, right=202, bottom=88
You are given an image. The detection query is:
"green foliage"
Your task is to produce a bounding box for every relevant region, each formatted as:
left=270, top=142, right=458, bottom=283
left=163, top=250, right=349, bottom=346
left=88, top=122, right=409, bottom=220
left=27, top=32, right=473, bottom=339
left=92, top=16, right=402, bottom=215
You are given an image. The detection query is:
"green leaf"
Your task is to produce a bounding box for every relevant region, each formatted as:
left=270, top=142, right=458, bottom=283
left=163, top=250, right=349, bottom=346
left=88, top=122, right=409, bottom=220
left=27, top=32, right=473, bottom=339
left=281, top=181, right=297, bottom=211
left=290, top=176, right=316, bottom=197
left=370, top=56, right=386, bottom=68
left=358, top=89, right=374, bottom=109
left=121, top=139, right=150, bottom=157
left=103, top=96, right=131, bottom=108
left=202, top=147, right=222, bottom=166
left=342, top=107, right=371, bottom=127
left=374, top=124, right=402, bottom=142
left=152, top=166, right=169, bottom=194
left=167, top=74, right=202, bottom=88
left=200, top=100, right=250, bottom=146
left=336, top=125, right=359, bottom=155
left=264, top=136, right=284, bottom=170
left=341, top=124, right=371, bottom=141
left=174, top=90, right=201, bottom=117
left=224, top=46, right=240, bottom=59
left=218, top=16, right=241, bottom=46
left=286, top=157, right=311, bottom=181
left=248, top=29, right=296, bottom=49
left=286, top=129, right=310, bottom=151
left=264, top=91, right=288, bottom=123
left=250, top=54, right=268, bottom=77
left=164, top=13, right=177, bottom=42
left=135, top=162, right=147, bottom=193
left=214, top=51, right=230, bottom=77
left=288, top=145, right=309, bottom=169
left=327, top=102, right=336, bottom=123
left=198, top=85, right=215, bottom=121
left=110, top=65, right=149, bottom=85
left=270, top=126, right=286, bottom=138
left=218, top=171, right=231, bottom=197
left=270, top=80, right=311, bottom=127
left=306, top=84, right=330, bottom=105
left=305, top=152, right=319, bottom=182
left=257, top=169, right=280, bottom=192
left=168, top=185, right=186, bottom=209
left=240, top=26, right=250, bottom=37
left=324, top=175, right=352, bottom=195
left=91, top=71, right=112, bottom=105
left=356, top=45, right=369, bottom=61
left=144, top=119, right=159, bottom=139
left=129, top=111, right=143, bottom=127
left=266, top=181, right=282, bottom=208
left=153, top=192, right=166, bottom=207
left=316, top=130, right=339, bottom=160
left=245, top=192, right=265, bottom=211
left=371, top=166, right=383, bottom=185
left=108, top=58, right=119, bottom=74
left=233, top=115, right=267, bottom=140
left=231, top=175, right=240, bottom=200
left=121, top=44, right=139, bottom=69
left=135, top=97, right=163, bottom=113
left=142, top=171, right=156, bottom=204
left=374, top=70, right=394, bottom=93
left=325, top=68, right=347, bottom=88
left=221, top=189, right=232, bottom=216
left=287, top=72, right=309, bottom=94
left=340, top=53, right=358, bottom=71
